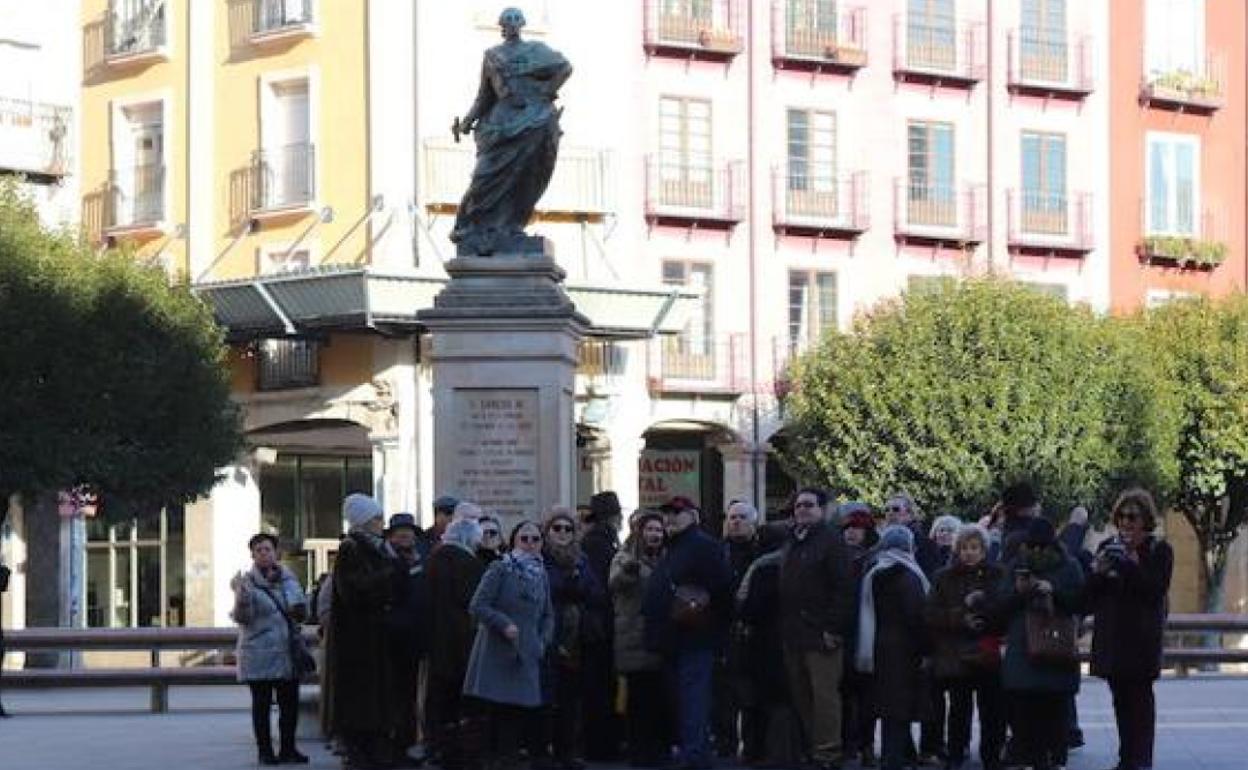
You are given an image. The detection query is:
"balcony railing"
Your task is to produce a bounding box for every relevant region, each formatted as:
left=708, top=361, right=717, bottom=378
left=106, top=0, right=167, bottom=60
left=1008, top=32, right=1094, bottom=97
left=894, top=179, right=985, bottom=244
left=772, top=2, right=867, bottom=71
left=423, top=142, right=613, bottom=220
left=647, top=333, right=747, bottom=394
left=644, top=0, right=743, bottom=59
left=1138, top=201, right=1228, bottom=269
left=257, top=339, right=320, bottom=391
left=645, top=156, right=744, bottom=226
left=252, top=0, right=314, bottom=37
left=108, top=163, right=165, bottom=230
left=1141, top=54, right=1226, bottom=112
left=1006, top=190, right=1093, bottom=254
left=251, top=142, right=315, bottom=213
left=0, top=97, right=72, bottom=178
left=773, top=169, right=869, bottom=237
left=577, top=340, right=629, bottom=380
left=894, top=15, right=984, bottom=85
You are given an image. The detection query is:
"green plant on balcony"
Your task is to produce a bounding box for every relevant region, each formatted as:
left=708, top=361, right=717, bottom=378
left=1149, top=69, right=1221, bottom=100
left=1139, top=235, right=1228, bottom=268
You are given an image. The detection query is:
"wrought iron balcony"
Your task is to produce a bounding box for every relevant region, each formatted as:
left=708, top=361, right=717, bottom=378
left=106, top=0, right=168, bottom=62
left=1007, top=32, right=1094, bottom=98
left=1006, top=190, right=1093, bottom=255
left=893, top=14, right=984, bottom=87
left=772, top=2, right=867, bottom=72
left=1137, top=201, right=1228, bottom=270
left=773, top=169, right=869, bottom=237
left=645, top=156, right=744, bottom=227
left=257, top=338, right=320, bottom=391
left=250, top=0, right=315, bottom=41
left=893, top=179, right=985, bottom=245
left=251, top=142, right=316, bottom=214
left=423, top=142, right=613, bottom=221
left=647, top=333, right=747, bottom=395
left=644, top=0, right=743, bottom=60
left=0, top=97, right=72, bottom=180
left=1141, top=54, right=1226, bottom=113
left=108, top=163, right=166, bottom=230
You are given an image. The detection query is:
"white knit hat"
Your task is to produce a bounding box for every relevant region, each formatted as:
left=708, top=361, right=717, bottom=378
left=343, top=493, right=383, bottom=530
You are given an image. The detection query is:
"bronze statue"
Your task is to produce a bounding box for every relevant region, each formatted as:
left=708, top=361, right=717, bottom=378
left=451, top=8, right=573, bottom=256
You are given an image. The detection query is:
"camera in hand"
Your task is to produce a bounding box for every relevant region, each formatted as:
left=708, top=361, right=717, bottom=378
left=1101, top=537, right=1128, bottom=564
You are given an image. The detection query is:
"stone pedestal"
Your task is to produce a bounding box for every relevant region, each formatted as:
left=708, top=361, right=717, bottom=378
left=418, top=248, right=588, bottom=526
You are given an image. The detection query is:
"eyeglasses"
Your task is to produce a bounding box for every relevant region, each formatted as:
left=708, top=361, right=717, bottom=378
left=482, top=529, right=500, bottom=537
left=884, top=505, right=905, bottom=513
left=518, top=534, right=542, bottom=544
left=549, top=524, right=574, bottom=533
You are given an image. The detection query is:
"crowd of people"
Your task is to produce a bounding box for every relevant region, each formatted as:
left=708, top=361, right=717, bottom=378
left=229, top=483, right=1173, bottom=770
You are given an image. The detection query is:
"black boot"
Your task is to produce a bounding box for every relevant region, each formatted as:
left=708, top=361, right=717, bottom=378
left=258, top=745, right=280, bottom=766
left=277, top=746, right=310, bottom=764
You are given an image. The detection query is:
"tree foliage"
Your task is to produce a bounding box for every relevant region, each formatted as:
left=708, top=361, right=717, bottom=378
left=0, top=182, right=241, bottom=519
left=780, top=279, right=1166, bottom=519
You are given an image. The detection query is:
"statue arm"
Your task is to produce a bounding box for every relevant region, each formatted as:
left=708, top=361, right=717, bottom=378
left=463, top=58, right=497, bottom=126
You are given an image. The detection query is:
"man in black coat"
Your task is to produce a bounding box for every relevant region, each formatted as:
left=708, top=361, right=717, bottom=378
left=778, top=488, right=855, bottom=770
left=580, top=491, right=622, bottom=760
left=644, top=496, right=732, bottom=770
left=385, top=513, right=432, bottom=767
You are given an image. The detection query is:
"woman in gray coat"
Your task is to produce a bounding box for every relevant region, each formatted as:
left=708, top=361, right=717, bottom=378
left=230, top=533, right=309, bottom=765
left=463, top=519, right=555, bottom=769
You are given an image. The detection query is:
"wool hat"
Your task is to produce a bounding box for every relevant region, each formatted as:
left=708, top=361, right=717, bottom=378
left=387, top=512, right=419, bottom=534
left=878, top=524, right=915, bottom=553
left=841, top=510, right=875, bottom=532
left=1023, top=516, right=1057, bottom=547
left=837, top=501, right=872, bottom=521
left=344, top=493, right=383, bottom=530
left=433, top=495, right=460, bottom=513
left=588, top=490, right=622, bottom=522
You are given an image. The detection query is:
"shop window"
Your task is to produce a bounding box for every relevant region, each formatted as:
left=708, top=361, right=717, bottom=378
left=259, top=453, right=373, bottom=543
left=84, top=506, right=185, bottom=628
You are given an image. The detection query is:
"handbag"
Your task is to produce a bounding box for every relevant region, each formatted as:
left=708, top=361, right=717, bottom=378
left=1024, top=607, right=1078, bottom=666
left=256, top=580, right=317, bottom=678
left=670, top=583, right=712, bottom=629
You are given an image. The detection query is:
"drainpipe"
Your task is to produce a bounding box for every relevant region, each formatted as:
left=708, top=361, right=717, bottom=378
left=745, top=0, right=762, bottom=510
left=984, top=0, right=995, bottom=272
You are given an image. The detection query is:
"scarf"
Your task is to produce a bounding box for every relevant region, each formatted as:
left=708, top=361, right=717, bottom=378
left=506, top=550, right=547, bottom=583
left=854, top=548, right=931, bottom=674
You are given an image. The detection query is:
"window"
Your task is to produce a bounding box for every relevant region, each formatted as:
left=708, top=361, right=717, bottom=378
left=907, top=0, right=955, bottom=71
left=257, top=76, right=313, bottom=210
left=260, top=246, right=311, bottom=275
left=1020, top=0, right=1068, bottom=82
left=1145, top=0, right=1203, bottom=78
left=788, top=111, right=838, bottom=199
left=1021, top=131, right=1067, bottom=233
left=907, top=121, right=955, bottom=226
left=1146, top=133, right=1199, bottom=236
left=108, top=0, right=167, bottom=56
left=257, top=247, right=319, bottom=390
left=658, top=97, right=712, bottom=206
left=786, top=0, right=838, bottom=56
left=84, top=507, right=184, bottom=628
left=256, top=0, right=313, bottom=33
left=260, top=453, right=373, bottom=544
left=662, top=261, right=715, bottom=378
left=788, top=271, right=837, bottom=352
left=659, top=0, right=713, bottom=43
left=110, top=101, right=165, bottom=227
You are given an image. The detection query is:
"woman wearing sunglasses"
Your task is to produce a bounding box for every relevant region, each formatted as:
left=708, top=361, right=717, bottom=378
left=464, top=520, right=555, bottom=770
left=478, top=514, right=506, bottom=565
left=1086, top=489, right=1173, bottom=770
left=540, top=509, right=607, bottom=770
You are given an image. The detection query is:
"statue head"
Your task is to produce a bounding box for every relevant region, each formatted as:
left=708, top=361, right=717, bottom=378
left=498, top=7, right=526, bottom=40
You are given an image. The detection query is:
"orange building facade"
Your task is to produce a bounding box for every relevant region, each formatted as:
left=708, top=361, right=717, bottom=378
left=1109, top=0, right=1247, bottom=310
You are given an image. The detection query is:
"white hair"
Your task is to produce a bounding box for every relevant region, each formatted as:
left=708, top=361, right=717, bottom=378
left=727, top=500, right=760, bottom=525
left=443, top=518, right=483, bottom=552
left=954, top=522, right=990, bottom=550
left=453, top=501, right=483, bottom=521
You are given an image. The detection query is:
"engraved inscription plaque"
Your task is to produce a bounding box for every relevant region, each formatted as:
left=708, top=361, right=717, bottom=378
left=451, top=388, right=540, bottom=519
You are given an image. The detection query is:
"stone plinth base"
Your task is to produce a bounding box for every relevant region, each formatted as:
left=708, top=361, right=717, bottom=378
left=418, top=249, right=588, bottom=526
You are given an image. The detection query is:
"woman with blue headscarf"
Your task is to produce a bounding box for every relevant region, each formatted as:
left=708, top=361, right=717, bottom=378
left=855, top=525, right=933, bottom=770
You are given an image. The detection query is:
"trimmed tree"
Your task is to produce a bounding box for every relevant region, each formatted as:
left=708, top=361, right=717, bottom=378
left=1141, top=295, right=1248, bottom=611
left=0, top=182, right=241, bottom=520
left=780, top=278, right=1158, bottom=519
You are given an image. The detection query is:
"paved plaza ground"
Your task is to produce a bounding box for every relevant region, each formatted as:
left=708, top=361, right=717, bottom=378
left=1, top=675, right=1246, bottom=769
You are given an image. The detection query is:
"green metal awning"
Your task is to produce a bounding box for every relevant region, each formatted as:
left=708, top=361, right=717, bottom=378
left=193, top=267, right=698, bottom=340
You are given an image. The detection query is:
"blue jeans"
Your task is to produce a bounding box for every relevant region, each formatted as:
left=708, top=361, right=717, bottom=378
left=674, top=647, right=714, bottom=767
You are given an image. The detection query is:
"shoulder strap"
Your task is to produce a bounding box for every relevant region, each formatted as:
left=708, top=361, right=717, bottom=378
left=253, top=576, right=299, bottom=631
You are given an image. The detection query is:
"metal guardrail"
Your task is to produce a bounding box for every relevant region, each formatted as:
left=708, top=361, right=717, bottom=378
left=3, top=626, right=318, bottom=713
left=1, top=616, right=1245, bottom=713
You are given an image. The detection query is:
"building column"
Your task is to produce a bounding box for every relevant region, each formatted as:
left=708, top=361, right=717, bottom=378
left=719, top=442, right=767, bottom=513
